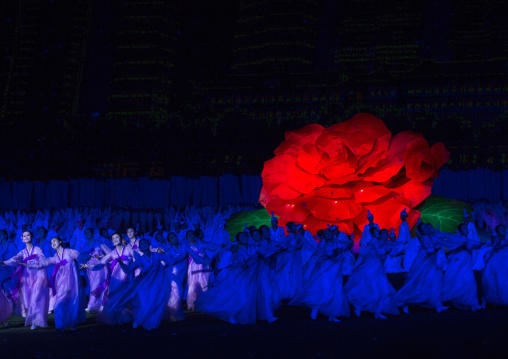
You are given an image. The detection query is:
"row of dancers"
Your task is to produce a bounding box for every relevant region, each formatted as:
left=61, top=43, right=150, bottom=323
left=1, top=208, right=507, bottom=330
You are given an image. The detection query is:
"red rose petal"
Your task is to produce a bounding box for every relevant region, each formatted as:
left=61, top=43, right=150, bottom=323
left=296, top=143, right=330, bottom=175
left=404, top=137, right=437, bottom=182
left=260, top=114, right=447, bottom=239
left=305, top=197, right=362, bottom=221
left=312, top=185, right=352, bottom=199
left=351, top=183, right=392, bottom=203
left=430, top=142, right=450, bottom=170
left=265, top=196, right=311, bottom=224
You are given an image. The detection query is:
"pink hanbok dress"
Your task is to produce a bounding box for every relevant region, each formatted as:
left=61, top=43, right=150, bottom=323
left=106, top=251, right=175, bottom=330
left=36, top=238, right=56, bottom=312
left=164, top=244, right=188, bottom=321
left=29, top=248, right=86, bottom=329
left=3, top=246, right=49, bottom=327
left=78, top=239, right=109, bottom=311
left=186, top=241, right=210, bottom=310
left=93, top=245, right=134, bottom=323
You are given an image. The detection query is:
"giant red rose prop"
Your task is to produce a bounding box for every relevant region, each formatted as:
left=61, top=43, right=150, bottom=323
left=259, top=113, right=449, bottom=251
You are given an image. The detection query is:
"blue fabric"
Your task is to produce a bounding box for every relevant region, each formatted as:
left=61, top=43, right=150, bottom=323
left=1, top=171, right=505, bottom=209
left=219, top=174, right=243, bottom=206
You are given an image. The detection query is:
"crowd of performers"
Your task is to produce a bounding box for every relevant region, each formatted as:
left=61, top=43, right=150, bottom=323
left=1, top=205, right=508, bottom=331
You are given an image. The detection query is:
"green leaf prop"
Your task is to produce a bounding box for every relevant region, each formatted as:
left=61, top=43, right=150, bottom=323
left=226, top=195, right=472, bottom=241
left=416, top=195, right=473, bottom=234
left=226, top=208, right=272, bottom=240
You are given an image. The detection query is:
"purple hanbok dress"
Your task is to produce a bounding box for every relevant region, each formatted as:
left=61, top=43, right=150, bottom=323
left=3, top=246, right=49, bottom=327
left=29, top=248, right=86, bottom=329
left=77, top=239, right=109, bottom=311
left=106, top=251, right=175, bottom=330
left=164, top=243, right=188, bottom=322
left=186, top=241, right=210, bottom=310
left=94, top=245, right=134, bottom=323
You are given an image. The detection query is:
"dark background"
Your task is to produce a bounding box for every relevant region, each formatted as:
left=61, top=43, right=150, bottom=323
left=1, top=0, right=507, bottom=180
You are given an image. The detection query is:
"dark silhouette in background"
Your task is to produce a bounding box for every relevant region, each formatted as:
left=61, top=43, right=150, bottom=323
left=1, top=0, right=507, bottom=180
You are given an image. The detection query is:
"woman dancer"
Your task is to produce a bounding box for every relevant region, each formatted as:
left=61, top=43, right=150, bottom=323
left=276, top=222, right=303, bottom=301
left=344, top=228, right=399, bottom=318
left=164, top=232, right=188, bottom=322
left=0, top=230, right=49, bottom=329
left=481, top=225, right=508, bottom=306
left=126, top=227, right=141, bottom=252
left=441, top=223, right=481, bottom=310
left=78, top=228, right=108, bottom=312
left=185, top=230, right=210, bottom=310
left=25, top=237, right=86, bottom=330
left=81, top=232, right=135, bottom=323
left=256, top=225, right=282, bottom=323
left=290, top=228, right=351, bottom=322
left=395, top=223, right=448, bottom=313
left=107, top=238, right=179, bottom=330
left=194, top=232, right=258, bottom=324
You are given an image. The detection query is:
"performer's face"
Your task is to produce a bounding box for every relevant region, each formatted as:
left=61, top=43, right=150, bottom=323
left=51, top=237, right=62, bottom=250
left=127, top=228, right=136, bottom=239
left=260, top=227, right=270, bottom=240
left=111, top=234, right=122, bottom=246
left=251, top=230, right=260, bottom=242
left=139, top=240, right=150, bottom=251
left=84, top=229, right=93, bottom=240
left=238, top=233, right=248, bottom=245
left=22, top=231, right=32, bottom=244
left=168, top=233, right=178, bottom=244
left=186, top=231, right=195, bottom=243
